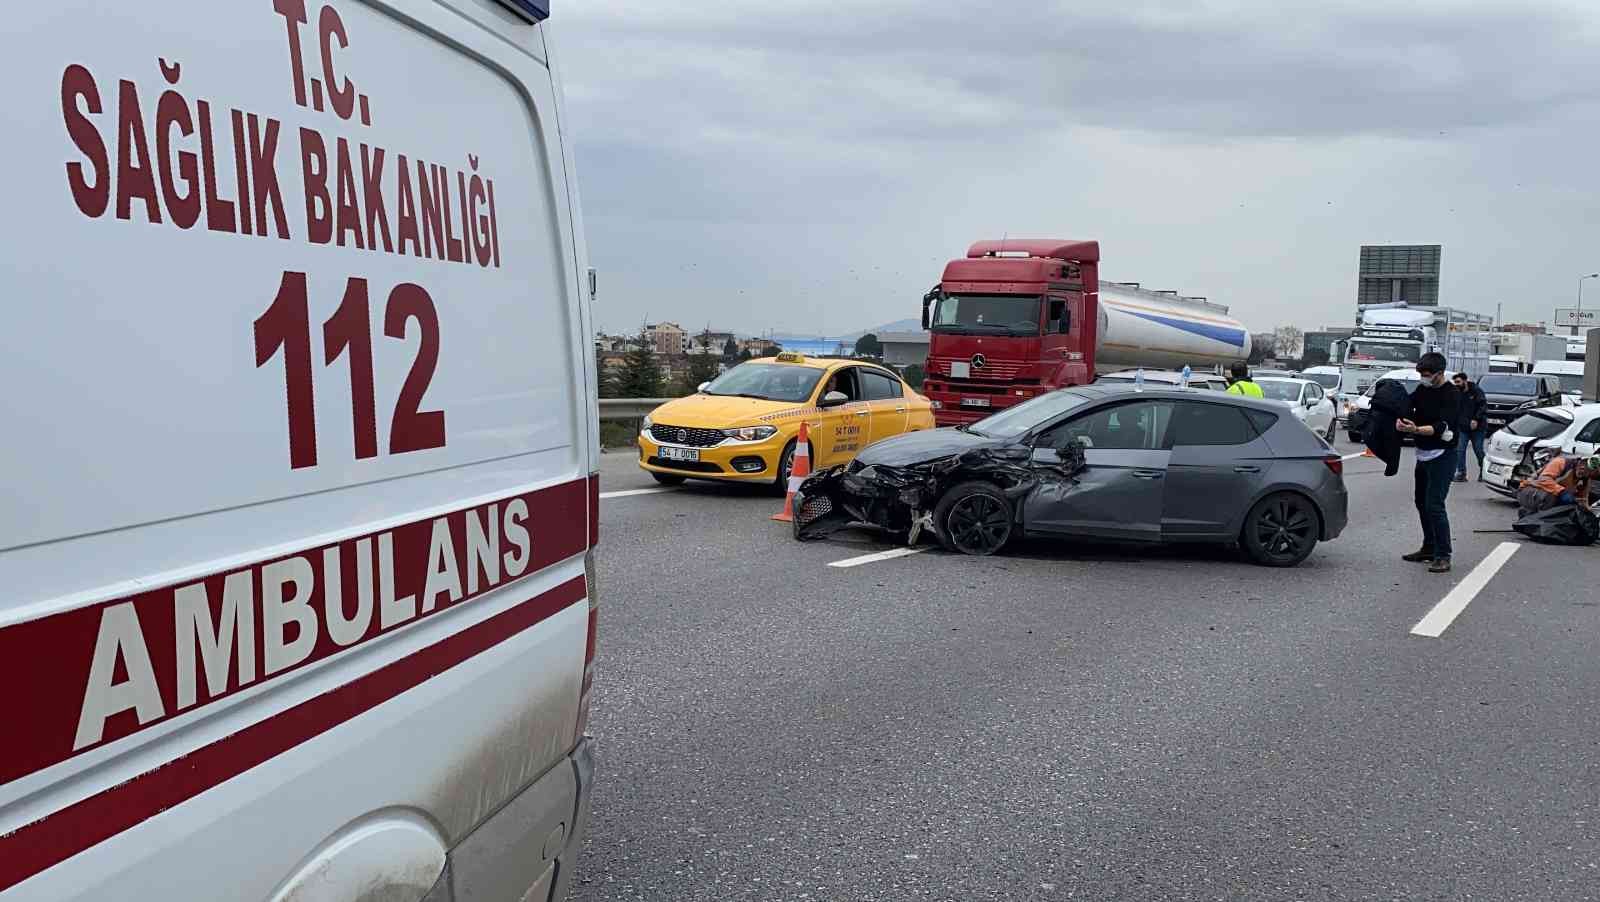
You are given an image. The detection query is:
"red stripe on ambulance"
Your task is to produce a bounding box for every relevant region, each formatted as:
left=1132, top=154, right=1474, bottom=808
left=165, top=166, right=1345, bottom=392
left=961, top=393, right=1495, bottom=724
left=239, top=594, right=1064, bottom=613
left=0, top=478, right=587, bottom=791
left=0, top=575, right=587, bottom=893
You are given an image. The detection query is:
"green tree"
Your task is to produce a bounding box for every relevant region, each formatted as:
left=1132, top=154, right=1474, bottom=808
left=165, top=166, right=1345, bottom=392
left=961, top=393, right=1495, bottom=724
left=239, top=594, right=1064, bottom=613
left=722, top=336, right=739, bottom=363
left=594, top=346, right=617, bottom=398
left=737, top=348, right=754, bottom=362
left=854, top=333, right=883, bottom=358
left=614, top=332, right=664, bottom=397
left=678, top=352, right=721, bottom=396
left=902, top=363, right=925, bottom=390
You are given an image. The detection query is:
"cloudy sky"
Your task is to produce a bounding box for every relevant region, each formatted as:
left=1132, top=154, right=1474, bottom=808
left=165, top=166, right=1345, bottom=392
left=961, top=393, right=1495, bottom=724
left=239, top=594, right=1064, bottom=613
left=554, top=0, right=1600, bottom=339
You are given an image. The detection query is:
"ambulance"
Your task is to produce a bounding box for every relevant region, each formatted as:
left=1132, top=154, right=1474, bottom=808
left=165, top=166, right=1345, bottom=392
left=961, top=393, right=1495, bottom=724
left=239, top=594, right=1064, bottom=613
left=1, top=2, right=598, bottom=900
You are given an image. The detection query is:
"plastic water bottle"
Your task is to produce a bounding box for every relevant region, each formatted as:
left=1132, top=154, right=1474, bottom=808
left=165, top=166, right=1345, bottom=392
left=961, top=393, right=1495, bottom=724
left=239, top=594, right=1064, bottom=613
left=1180, top=364, right=1192, bottom=388
left=1135, top=368, right=1145, bottom=390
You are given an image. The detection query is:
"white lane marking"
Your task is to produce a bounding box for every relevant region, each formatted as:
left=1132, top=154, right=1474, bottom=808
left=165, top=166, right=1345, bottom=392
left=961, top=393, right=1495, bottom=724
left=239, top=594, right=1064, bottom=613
left=827, top=547, right=931, bottom=568
left=1341, top=452, right=1369, bottom=461
left=599, top=488, right=675, bottom=500
left=1409, top=542, right=1519, bottom=638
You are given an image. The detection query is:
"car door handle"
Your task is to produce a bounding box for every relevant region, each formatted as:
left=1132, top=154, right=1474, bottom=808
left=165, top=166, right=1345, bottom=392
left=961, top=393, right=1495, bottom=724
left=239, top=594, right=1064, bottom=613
left=895, top=406, right=907, bottom=413
left=1132, top=469, right=1164, bottom=479
left=855, top=410, right=870, bottom=417
left=1233, top=465, right=1261, bottom=473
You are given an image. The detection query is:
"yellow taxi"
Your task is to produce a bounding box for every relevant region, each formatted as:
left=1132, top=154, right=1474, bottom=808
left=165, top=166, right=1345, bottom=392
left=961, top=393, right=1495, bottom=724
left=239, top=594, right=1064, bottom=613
left=638, top=353, right=937, bottom=488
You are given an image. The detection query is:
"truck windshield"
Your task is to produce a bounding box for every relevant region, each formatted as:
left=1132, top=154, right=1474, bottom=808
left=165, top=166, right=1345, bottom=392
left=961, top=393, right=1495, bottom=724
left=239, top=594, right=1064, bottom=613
left=931, top=294, right=1041, bottom=336
left=1346, top=341, right=1418, bottom=364
left=1478, top=374, right=1538, bottom=395
left=703, top=363, right=825, bottom=403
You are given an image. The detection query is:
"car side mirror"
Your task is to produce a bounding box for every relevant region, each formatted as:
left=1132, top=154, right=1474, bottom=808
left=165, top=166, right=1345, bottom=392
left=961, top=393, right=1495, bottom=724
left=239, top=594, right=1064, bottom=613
left=697, top=381, right=711, bottom=393
left=819, top=390, right=850, bottom=408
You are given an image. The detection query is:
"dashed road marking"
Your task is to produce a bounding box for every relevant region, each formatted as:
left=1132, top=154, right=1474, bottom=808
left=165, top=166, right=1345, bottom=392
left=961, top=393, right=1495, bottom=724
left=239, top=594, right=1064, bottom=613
left=1410, top=542, right=1519, bottom=638
left=599, top=487, right=676, bottom=500
left=828, top=547, right=931, bottom=568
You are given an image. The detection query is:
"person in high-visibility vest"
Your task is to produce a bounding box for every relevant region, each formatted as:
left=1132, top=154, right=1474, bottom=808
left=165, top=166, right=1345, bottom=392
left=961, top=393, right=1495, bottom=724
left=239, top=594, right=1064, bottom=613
left=1225, top=362, right=1264, bottom=398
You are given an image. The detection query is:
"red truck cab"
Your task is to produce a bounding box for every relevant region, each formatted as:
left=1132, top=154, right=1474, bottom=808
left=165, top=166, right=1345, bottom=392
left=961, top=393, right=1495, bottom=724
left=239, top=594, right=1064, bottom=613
left=921, top=240, right=1101, bottom=427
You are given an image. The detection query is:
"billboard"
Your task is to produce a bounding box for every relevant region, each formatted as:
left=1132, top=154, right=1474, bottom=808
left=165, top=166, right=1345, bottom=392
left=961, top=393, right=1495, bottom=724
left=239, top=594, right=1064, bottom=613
left=1554, top=308, right=1599, bottom=328
left=1357, top=245, right=1441, bottom=307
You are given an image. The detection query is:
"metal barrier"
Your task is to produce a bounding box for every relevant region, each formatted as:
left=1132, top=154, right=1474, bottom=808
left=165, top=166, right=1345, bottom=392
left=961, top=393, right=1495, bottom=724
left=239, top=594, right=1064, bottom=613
left=599, top=399, right=671, bottom=422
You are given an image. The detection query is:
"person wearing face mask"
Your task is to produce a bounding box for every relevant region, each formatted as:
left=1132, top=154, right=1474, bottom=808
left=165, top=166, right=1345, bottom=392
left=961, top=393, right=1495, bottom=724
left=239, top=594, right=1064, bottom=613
left=1397, top=353, right=1462, bottom=573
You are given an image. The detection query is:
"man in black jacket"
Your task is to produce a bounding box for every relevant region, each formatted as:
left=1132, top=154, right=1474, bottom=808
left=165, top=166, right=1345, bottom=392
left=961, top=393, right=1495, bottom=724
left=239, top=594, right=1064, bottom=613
left=1451, top=372, right=1487, bottom=483
left=1399, top=353, right=1462, bottom=572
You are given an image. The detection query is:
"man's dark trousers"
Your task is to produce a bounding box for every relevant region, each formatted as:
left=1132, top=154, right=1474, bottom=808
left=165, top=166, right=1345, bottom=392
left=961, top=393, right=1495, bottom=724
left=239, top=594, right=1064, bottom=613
left=1414, top=452, right=1455, bottom=559
left=1456, top=427, right=1486, bottom=478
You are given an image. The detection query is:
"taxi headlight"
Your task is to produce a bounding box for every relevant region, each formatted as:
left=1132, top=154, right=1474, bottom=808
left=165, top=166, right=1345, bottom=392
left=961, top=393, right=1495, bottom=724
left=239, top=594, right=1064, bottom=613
left=640, top=414, right=653, bottom=435
left=724, top=425, right=777, bottom=442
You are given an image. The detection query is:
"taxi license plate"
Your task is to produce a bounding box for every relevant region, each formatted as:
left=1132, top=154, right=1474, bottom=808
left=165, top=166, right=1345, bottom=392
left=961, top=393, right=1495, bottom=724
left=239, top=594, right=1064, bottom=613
left=1487, top=417, right=1506, bottom=425
left=658, top=446, right=700, bottom=462
left=960, top=397, right=991, bottom=408
left=1487, top=463, right=1506, bottom=476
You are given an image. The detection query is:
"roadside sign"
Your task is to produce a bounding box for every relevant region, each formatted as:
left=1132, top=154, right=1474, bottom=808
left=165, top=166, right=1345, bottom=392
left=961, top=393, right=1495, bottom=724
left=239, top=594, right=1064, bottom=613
left=1555, top=308, right=1599, bottom=328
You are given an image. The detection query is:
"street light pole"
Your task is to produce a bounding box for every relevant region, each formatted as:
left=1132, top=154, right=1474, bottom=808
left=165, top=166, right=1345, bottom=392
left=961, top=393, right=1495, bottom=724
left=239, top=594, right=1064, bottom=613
left=1580, top=274, right=1600, bottom=337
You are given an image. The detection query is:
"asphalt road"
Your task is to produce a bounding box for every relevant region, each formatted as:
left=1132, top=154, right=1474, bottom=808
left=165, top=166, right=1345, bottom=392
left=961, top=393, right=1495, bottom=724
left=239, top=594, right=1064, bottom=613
left=575, top=437, right=1600, bottom=902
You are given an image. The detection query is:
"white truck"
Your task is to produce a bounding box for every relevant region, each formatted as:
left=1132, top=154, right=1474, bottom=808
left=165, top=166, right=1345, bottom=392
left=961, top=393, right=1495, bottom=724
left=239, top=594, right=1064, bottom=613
left=1, top=3, right=599, bottom=901
left=1339, top=304, right=1492, bottom=396
left=1489, top=333, right=1568, bottom=374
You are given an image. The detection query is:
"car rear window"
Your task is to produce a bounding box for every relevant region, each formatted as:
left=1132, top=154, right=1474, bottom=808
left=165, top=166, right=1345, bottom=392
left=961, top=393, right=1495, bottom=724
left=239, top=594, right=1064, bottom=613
left=1505, top=412, right=1570, bottom=440
left=1244, top=409, right=1279, bottom=434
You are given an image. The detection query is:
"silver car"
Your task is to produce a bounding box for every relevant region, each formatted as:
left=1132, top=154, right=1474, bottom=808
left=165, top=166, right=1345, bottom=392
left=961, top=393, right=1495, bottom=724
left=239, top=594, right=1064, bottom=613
left=794, top=385, right=1349, bottom=567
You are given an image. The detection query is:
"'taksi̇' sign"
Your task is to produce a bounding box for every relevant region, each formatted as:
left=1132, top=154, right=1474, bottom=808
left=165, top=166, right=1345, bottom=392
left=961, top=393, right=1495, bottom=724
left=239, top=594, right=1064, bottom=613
left=59, top=0, right=503, bottom=269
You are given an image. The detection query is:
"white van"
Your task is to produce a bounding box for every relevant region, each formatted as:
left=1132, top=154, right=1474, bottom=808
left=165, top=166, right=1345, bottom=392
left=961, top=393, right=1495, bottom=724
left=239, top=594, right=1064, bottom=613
left=1, top=2, right=598, bottom=900
left=1532, top=359, right=1586, bottom=406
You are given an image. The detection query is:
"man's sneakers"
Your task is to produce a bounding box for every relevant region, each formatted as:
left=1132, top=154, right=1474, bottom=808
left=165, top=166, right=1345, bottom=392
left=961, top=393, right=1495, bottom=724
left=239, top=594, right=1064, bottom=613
left=1453, top=473, right=1468, bottom=483
left=1429, top=558, right=1453, bottom=573
left=1401, top=548, right=1434, bottom=563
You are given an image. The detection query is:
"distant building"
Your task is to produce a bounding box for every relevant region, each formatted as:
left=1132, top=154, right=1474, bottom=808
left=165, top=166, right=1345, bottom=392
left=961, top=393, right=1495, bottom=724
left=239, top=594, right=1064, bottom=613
left=1357, top=244, right=1441, bottom=307
left=688, top=330, right=736, bottom=355
left=644, top=322, right=690, bottom=356
left=877, top=331, right=930, bottom=368
left=738, top=337, right=778, bottom=356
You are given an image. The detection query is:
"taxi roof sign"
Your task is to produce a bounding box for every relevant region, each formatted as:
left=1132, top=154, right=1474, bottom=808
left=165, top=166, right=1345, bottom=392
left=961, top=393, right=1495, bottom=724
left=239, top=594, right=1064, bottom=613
left=773, top=351, right=808, bottom=364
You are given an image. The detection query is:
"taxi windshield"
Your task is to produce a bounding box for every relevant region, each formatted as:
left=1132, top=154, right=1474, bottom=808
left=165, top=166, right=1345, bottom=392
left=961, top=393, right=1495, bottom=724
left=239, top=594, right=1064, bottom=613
left=1255, top=380, right=1303, bottom=402
left=703, top=363, right=825, bottom=403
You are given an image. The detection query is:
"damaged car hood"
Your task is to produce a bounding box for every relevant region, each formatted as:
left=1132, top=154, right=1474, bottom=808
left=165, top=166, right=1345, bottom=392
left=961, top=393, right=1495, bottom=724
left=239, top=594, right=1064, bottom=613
left=853, top=427, right=1006, bottom=466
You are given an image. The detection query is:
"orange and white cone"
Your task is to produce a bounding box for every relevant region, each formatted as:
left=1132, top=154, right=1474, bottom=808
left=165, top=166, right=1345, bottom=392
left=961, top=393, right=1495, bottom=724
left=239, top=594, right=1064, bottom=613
left=772, top=421, right=812, bottom=522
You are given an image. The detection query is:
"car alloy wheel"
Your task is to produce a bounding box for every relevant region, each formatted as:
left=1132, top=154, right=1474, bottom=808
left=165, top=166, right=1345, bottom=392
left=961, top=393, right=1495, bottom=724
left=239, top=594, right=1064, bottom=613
left=936, top=481, right=1013, bottom=555
left=1243, top=492, right=1319, bottom=567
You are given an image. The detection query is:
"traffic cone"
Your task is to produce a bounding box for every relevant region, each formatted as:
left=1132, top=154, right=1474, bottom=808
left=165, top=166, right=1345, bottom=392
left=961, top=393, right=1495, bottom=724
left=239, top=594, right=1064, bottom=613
left=772, top=421, right=812, bottom=522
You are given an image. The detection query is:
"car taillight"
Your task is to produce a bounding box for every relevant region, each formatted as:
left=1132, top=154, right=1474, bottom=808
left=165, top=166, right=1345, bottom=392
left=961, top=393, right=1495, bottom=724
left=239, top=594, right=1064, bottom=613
left=1323, top=455, right=1343, bottom=476
left=577, top=547, right=598, bottom=737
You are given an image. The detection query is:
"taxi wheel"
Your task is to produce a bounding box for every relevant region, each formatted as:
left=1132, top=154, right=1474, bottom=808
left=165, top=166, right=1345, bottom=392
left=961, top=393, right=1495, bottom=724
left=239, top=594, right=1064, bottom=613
left=771, top=439, right=798, bottom=496
left=651, top=473, right=686, bottom=486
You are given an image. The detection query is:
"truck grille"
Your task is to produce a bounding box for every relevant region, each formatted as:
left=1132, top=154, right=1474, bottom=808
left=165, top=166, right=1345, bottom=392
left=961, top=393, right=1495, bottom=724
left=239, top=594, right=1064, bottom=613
left=649, top=424, right=725, bottom=448
left=927, top=355, right=1025, bottom=381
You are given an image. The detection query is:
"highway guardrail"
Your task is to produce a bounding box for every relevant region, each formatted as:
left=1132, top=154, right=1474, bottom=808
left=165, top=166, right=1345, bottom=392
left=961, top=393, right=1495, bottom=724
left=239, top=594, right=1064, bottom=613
left=599, top=399, right=671, bottom=421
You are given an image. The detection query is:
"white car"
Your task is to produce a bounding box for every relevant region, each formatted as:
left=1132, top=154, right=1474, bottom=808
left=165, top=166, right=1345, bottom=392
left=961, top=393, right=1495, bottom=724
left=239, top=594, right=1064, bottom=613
left=1256, top=377, right=1339, bottom=440
left=1482, top=404, right=1600, bottom=497
left=1300, top=365, right=1345, bottom=413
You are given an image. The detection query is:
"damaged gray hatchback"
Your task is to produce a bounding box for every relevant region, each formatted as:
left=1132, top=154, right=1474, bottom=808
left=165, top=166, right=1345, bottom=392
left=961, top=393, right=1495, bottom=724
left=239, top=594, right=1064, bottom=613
left=792, top=386, right=1348, bottom=566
